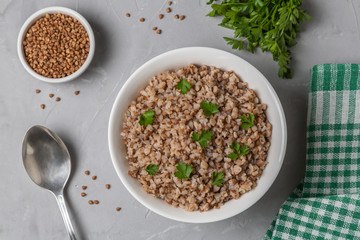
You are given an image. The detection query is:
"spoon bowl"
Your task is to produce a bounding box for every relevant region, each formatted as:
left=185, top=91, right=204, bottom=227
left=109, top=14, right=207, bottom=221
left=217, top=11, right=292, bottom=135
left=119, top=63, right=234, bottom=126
left=22, top=125, right=70, bottom=193
left=22, top=125, right=76, bottom=240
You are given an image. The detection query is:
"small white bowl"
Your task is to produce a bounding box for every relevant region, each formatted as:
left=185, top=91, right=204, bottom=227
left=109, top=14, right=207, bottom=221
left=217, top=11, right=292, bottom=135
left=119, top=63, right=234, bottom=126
left=17, top=7, right=95, bottom=83
left=108, top=47, right=287, bottom=223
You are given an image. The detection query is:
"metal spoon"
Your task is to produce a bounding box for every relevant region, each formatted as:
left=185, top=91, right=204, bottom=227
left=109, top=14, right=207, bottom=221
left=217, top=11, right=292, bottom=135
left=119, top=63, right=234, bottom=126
left=22, top=125, right=76, bottom=240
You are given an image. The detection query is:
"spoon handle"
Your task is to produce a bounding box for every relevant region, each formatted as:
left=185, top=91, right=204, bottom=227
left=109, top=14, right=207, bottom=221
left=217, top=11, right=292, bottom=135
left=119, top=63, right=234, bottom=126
left=55, top=194, right=77, bottom=240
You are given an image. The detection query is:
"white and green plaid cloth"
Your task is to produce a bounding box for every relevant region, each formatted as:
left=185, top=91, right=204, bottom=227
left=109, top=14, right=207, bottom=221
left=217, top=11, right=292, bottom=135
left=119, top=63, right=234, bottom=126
left=264, top=64, right=360, bottom=240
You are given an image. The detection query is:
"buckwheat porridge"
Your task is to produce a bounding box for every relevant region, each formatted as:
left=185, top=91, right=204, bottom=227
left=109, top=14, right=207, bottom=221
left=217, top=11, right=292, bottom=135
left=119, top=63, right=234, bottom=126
left=120, top=64, right=272, bottom=212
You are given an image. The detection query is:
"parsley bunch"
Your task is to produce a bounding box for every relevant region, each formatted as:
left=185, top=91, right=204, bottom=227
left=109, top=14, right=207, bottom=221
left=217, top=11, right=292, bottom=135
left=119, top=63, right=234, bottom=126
left=207, top=0, right=310, bottom=78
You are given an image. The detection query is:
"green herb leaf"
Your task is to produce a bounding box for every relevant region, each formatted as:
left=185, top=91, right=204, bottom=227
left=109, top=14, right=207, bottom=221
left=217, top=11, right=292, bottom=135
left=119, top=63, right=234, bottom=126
left=176, top=78, right=191, bottom=95
left=139, top=110, right=155, bottom=126
left=191, top=132, right=200, bottom=141
left=191, top=130, right=213, bottom=148
left=227, top=152, right=239, bottom=160
left=238, top=145, right=249, bottom=156
left=211, top=171, right=224, bottom=186
left=145, top=164, right=159, bottom=175
left=174, top=162, right=193, bottom=179
left=230, top=141, right=240, bottom=153
left=200, top=101, right=219, bottom=117
left=240, top=113, right=255, bottom=129
left=206, top=0, right=311, bottom=79
left=227, top=141, right=249, bottom=160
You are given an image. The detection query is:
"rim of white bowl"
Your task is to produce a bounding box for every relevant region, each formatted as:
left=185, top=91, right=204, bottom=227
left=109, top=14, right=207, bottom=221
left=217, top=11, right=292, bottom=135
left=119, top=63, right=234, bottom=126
left=17, top=6, right=95, bottom=83
left=108, top=47, right=287, bottom=223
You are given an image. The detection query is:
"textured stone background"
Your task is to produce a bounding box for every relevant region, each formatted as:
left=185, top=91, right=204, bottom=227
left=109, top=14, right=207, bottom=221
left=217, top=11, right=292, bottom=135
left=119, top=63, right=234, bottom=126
left=1, top=0, right=359, bottom=239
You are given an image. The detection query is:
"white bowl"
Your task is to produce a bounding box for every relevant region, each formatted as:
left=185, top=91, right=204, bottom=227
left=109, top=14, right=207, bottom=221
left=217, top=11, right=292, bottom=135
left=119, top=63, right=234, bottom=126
left=17, top=7, right=95, bottom=83
left=108, top=47, right=287, bottom=223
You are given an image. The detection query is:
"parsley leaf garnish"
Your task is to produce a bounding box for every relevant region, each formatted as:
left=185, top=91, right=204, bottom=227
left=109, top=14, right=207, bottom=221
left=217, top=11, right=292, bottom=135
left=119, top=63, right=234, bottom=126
left=145, top=164, right=159, bottom=175
left=200, top=101, right=219, bottom=117
left=206, top=0, right=311, bottom=78
left=174, top=162, right=193, bottom=179
left=191, top=130, right=213, bottom=148
left=139, top=110, right=155, bottom=126
left=227, top=141, right=249, bottom=160
left=240, top=113, right=255, bottom=129
left=211, top=171, right=224, bottom=186
left=176, top=78, right=191, bottom=94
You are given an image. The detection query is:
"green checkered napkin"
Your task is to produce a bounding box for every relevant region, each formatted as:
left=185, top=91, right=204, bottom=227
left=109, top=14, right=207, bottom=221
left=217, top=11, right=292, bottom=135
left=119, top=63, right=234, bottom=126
left=264, top=64, right=360, bottom=239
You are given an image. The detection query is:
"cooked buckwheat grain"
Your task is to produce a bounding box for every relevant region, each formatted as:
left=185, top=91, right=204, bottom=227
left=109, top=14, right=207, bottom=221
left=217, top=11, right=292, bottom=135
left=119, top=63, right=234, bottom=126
left=121, top=64, right=272, bottom=212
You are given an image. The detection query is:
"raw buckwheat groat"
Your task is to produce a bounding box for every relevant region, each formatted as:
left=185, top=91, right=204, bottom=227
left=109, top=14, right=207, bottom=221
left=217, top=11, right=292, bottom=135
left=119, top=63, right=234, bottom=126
left=23, top=13, right=90, bottom=78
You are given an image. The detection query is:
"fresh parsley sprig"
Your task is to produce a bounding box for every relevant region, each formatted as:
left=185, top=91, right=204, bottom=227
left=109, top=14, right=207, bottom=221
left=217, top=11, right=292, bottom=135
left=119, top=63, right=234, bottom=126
left=211, top=171, right=224, bottom=186
left=206, top=0, right=311, bottom=78
left=227, top=141, right=249, bottom=160
left=176, top=78, right=191, bottom=94
left=201, top=101, right=219, bottom=117
left=240, top=113, right=255, bottom=129
left=139, top=110, right=155, bottom=126
left=191, top=130, right=213, bottom=148
left=174, top=162, right=193, bottom=179
left=145, top=164, right=159, bottom=175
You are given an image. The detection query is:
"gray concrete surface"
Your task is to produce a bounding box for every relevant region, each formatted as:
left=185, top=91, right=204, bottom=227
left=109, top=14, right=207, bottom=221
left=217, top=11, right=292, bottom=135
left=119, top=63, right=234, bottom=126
left=1, top=0, right=359, bottom=239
